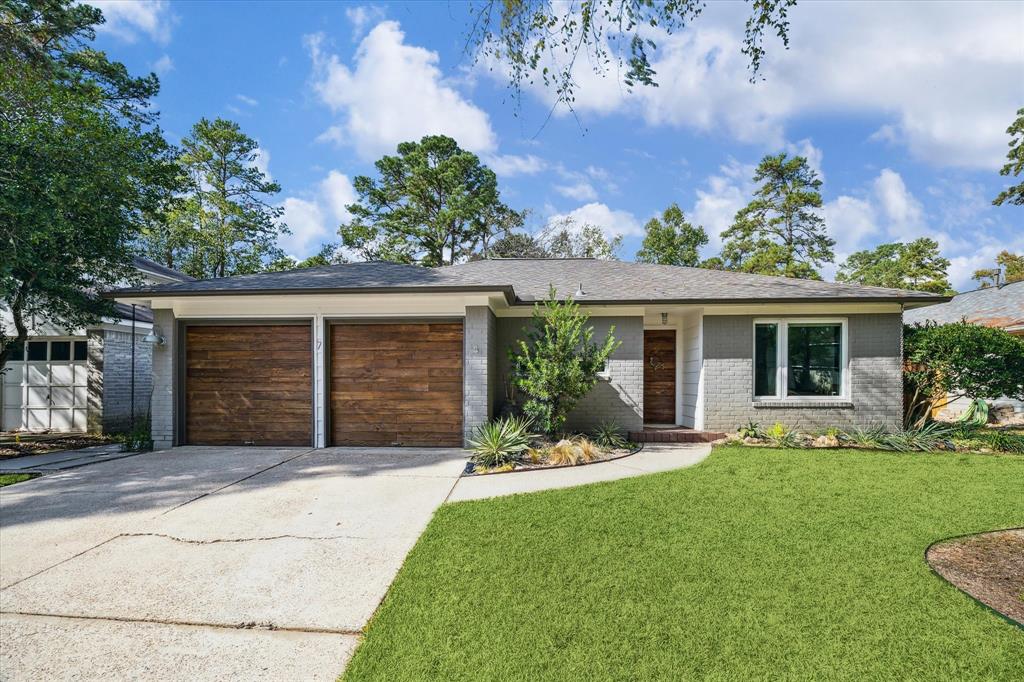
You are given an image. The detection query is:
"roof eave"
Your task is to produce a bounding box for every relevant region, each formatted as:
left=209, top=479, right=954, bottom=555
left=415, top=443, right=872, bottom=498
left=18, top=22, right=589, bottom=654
left=106, top=284, right=518, bottom=305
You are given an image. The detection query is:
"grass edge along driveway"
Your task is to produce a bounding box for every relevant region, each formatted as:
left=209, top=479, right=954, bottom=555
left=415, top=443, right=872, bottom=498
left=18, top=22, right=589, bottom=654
left=343, top=446, right=1024, bottom=681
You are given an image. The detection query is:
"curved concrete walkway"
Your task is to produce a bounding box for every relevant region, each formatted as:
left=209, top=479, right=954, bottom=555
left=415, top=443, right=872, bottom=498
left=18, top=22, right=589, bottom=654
left=448, top=442, right=712, bottom=502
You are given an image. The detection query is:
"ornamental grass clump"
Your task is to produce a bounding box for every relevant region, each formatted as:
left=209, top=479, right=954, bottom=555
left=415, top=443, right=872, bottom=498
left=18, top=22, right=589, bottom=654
left=545, top=437, right=602, bottom=466
left=468, top=416, right=533, bottom=469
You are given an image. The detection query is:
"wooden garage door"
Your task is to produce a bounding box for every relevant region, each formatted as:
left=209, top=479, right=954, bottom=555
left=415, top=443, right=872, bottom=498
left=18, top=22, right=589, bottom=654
left=330, top=322, right=463, bottom=446
left=184, top=324, right=312, bottom=446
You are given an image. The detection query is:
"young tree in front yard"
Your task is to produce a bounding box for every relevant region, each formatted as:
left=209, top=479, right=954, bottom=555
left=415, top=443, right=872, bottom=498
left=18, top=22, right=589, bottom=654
left=635, top=203, right=709, bottom=267
left=720, top=153, right=834, bottom=280
left=837, top=238, right=953, bottom=294
left=1, top=0, right=177, bottom=367
left=903, top=321, right=1024, bottom=427
left=339, top=135, right=524, bottom=266
left=508, top=287, right=620, bottom=436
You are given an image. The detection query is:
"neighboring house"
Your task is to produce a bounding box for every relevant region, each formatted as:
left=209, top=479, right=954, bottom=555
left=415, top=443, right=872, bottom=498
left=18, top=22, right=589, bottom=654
left=1, top=257, right=193, bottom=434
left=905, top=280, right=1024, bottom=419
left=110, top=259, right=947, bottom=450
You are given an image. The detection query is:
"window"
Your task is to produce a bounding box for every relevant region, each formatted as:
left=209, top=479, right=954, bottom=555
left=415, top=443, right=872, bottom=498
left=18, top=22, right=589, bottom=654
left=6, top=342, right=24, bottom=361
left=74, top=341, right=88, bottom=361
left=753, top=319, right=847, bottom=399
left=50, top=341, right=71, bottom=361
left=27, top=341, right=47, bottom=361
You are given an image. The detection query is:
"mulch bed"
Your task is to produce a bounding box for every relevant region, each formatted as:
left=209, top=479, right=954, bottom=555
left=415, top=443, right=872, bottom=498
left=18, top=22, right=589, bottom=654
left=0, top=434, right=114, bottom=459
left=464, top=443, right=640, bottom=476
left=926, top=528, right=1024, bottom=626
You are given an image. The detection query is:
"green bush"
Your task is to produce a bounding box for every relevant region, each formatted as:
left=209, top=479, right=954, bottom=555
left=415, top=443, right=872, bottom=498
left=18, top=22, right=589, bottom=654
left=593, top=420, right=627, bottom=449
left=508, top=286, right=619, bottom=436
left=468, top=416, right=534, bottom=469
left=115, top=415, right=153, bottom=452
left=737, top=420, right=763, bottom=439
left=765, top=422, right=801, bottom=448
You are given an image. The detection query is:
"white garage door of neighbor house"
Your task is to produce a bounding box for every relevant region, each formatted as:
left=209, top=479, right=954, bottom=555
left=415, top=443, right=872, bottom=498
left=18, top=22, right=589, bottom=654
left=1, top=338, right=89, bottom=433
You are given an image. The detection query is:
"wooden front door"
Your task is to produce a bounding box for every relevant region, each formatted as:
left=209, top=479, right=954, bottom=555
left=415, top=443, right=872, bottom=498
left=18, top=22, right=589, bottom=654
left=183, top=324, right=313, bottom=446
left=643, top=329, right=676, bottom=424
left=329, top=322, right=464, bottom=446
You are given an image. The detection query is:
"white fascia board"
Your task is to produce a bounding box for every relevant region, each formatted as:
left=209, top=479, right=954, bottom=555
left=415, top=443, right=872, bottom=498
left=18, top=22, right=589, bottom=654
left=701, top=302, right=902, bottom=316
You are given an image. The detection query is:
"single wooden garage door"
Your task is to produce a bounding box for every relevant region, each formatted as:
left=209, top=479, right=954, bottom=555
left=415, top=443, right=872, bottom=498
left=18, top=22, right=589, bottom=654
left=330, top=322, right=463, bottom=446
left=184, top=324, right=313, bottom=446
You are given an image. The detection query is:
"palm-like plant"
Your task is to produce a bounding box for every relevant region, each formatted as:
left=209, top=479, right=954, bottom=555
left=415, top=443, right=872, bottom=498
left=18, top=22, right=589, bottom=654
left=468, top=416, right=534, bottom=469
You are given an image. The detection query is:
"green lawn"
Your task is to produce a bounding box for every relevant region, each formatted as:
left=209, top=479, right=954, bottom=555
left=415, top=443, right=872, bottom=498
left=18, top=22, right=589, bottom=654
left=0, top=473, right=36, bottom=487
left=344, top=446, right=1024, bottom=681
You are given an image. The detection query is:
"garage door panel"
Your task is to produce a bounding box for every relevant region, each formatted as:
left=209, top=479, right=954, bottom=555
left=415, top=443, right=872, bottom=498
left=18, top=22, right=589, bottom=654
left=329, top=322, right=463, bottom=447
left=185, top=325, right=312, bottom=446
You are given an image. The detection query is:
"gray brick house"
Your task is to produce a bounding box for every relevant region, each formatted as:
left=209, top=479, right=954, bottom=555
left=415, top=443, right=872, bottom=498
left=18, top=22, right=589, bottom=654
left=1, top=257, right=193, bottom=434
left=109, top=259, right=947, bottom=449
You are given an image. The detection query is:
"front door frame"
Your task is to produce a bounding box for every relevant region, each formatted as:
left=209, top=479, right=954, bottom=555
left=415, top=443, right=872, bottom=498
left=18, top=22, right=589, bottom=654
left=642, top=326, right=680, bottom=425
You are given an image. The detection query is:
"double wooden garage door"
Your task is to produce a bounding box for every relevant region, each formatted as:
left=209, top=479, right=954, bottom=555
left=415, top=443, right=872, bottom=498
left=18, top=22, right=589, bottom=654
left=183, top=322, right=463, bottom=447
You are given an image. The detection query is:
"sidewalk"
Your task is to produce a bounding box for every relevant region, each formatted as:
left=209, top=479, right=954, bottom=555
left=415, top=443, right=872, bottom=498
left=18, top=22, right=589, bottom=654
left=447, top=442, right=712, bottom=502
left=0, top=444, right=136, bottom=473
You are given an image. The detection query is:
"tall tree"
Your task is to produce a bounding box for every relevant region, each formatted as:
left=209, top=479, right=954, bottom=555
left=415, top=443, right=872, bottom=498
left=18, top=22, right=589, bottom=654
left=266, top=243, right=346, bottom=272
left=541, top=217, right=622, bottom=260
left=145, top=118, right=287, bottom=279
left=972, top=250, right=1024, bottom=288
left=635, top=203, right=708, bottom=266
left=468, top=1, right=797, bottom=115
left=837, top=238, right=952, bottom=294
left=720, top=153, right=834, bottom=280
left=1, top=0, right=176, bottom=367
left=488, top=231, right=549, bottom=258
left=340, top=135, right=523, bottom=266
left=993, top=107, right=1023, bottom=207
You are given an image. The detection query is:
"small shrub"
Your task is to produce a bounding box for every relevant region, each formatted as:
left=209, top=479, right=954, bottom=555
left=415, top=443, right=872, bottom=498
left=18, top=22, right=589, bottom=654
left=842, top=424, right=889, bottom=449
left=737, top=420, right=763, bottom=439
left=468, top=416, right=533, bottom=468
left=593, top=420, right=627, bottom=449
left=986, top=431, right=1024, bottom=454
left=545, top=437, right=602, bottom=466
left=115, top=415, right=153, bottom=452
left=765, top=422, right=801, bottom=448
left=881, top=422, right=953, bottom=452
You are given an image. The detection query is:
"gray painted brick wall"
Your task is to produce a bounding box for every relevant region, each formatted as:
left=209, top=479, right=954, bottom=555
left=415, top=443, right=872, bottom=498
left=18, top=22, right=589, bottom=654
left=463, top=306, right=495, bottom=444
left=99, top=329, right=153, bottom=433
left=494, top=315, right=643, bottom=433
left=150, top=309, right=177, bottom=450
left=702, top=313, right=903, bottom=432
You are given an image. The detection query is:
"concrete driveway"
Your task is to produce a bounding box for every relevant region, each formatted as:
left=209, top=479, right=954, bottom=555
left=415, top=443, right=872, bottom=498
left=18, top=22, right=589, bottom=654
left=0, top=445, right=467, bottom=681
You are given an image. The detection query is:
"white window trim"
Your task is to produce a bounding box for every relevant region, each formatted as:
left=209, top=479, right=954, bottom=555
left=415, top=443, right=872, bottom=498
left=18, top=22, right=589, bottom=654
left=752, top=318, right=849, bottom=401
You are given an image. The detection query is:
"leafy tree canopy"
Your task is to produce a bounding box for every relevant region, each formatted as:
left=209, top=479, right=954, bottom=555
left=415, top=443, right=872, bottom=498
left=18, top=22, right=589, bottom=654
left=837, top=238, right=952, bottom=294
left=468, top=0, right=797, bottom=115
left=1, top=0, right=176, bottom=367
left=541, top=218, right=622, bottom=260
left=508, top=286, right=620, bottom=436
left=635, top=203, right=708, bottom=266
left=904, top=322, right=1024, bottom=427
left=140, top=117, right=287, bottom=279
left=720, top=153, right=834, bottom=280
left=266, top=243, right=347, bottom=272
left=340, top=135, right=523, bottom=267
left=972, top=250, right=1024, bottom=288
left=993, top=107, right=1023, bottom=207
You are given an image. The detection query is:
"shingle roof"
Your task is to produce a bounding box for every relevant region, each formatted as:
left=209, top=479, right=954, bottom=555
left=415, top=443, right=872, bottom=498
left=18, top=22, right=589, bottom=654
left=132, top=256, right=194, bottom=282
left=904, top=281, right=1024, bottom=329
left=110, top=258, right=949, bottom=305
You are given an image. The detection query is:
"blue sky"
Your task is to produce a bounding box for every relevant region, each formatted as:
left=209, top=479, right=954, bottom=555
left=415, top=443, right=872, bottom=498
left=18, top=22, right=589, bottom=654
left=89, top=1, right=1023, bottom=290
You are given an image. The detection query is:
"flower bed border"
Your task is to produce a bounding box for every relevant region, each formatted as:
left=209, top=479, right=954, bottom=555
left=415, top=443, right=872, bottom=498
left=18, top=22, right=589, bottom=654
left=463, top=442, right=645, bottom=477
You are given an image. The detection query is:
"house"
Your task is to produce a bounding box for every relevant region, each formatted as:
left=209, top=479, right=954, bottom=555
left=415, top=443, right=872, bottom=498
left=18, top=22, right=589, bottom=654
left=110, top=259, right=947, bottom=450
left=1, top=257, right=193, bottom=434
left=905, top=280, right=1024, bottom=419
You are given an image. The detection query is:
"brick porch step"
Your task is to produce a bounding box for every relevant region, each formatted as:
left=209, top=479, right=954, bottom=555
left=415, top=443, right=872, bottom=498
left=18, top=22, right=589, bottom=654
left=629, top=427, right=727, bottom=443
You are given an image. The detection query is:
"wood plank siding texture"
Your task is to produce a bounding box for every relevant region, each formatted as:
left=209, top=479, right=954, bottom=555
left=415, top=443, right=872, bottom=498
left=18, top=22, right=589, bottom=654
left=643, top=329, right=676, bottom=424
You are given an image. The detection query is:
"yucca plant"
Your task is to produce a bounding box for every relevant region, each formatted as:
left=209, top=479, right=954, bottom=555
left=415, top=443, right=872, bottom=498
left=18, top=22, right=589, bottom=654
left=593, top=420, right=627, bottom=449
left=765, top=422, right=801, bottom=448
left=841, top=424, right=889, bottom=449
left=468, top=416, right=534, bottom=469
left=881, top=422, right=953, bottom=452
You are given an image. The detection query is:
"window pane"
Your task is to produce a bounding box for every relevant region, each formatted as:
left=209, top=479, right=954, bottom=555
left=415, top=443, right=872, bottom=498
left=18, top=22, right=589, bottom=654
left=754, top=324, right=778, bottom=396
left=51, top=341, right=71, bottom=361
left=27, top=341, right=48, bottom=361
left=787, top=324, right=841, bottom=396
left=73, top=341, right=88, bottom=361
left=5, top=342, right=24, bottom=362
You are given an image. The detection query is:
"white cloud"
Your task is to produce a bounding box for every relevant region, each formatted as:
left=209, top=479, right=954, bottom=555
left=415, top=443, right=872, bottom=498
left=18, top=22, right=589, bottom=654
left=547, top=202, right=643, bottom=239
left=90, top=0, right=175, bottom=44
left=319, top=171, right=357, bottom=222
left=236, top=94, right=259, bottom=107
left=277, top=170, right=358, bottom=256
left=872, top=169, right=925, bottom=239
left=251, top=147, right=272, bottom=181
left=785, top=138, right=824, bottom=181
left=492, top=2, right=1023, bottom=168
left=152, top=54, right=173, bottom=75
left=688, top=158, right=757, bottom=252
left=345, top=5, right=386, bottom=40
left=306, top=22, right=497, bottom=160
left=315, top=125, right=346, bottom=146
left=822, top=195, right=878, bottom=258
left=484, top=153, right=547, bottom=177
left=554, top=181, right=598, bottom=202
